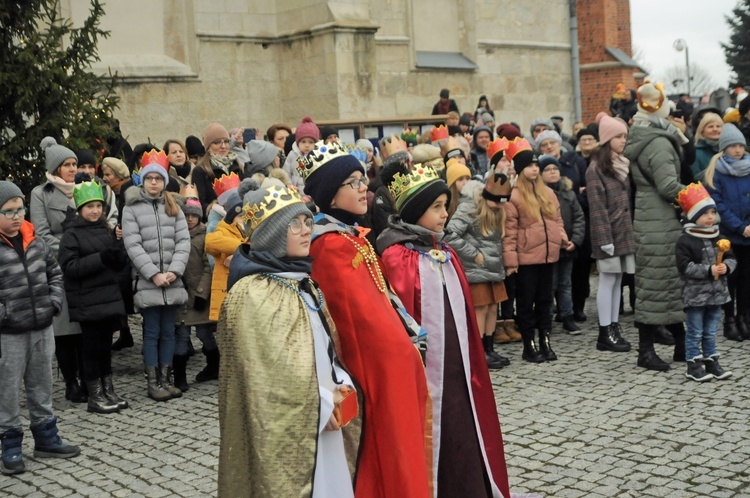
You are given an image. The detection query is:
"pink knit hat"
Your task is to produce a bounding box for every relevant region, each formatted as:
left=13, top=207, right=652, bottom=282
left=203, top=123, right=230, bottom=149
left=295, top=116, right=320, bottom=145
left=596, top=112, right=628, bottom=146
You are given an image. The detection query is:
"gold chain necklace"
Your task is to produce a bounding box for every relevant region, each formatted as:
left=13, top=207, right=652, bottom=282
left=342, top=233, right=387, bottom=294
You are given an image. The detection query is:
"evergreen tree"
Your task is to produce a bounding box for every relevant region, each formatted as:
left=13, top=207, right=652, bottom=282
left=0, top=0, right=119, bottom=196
left=722, top=0, right=750, bottom=87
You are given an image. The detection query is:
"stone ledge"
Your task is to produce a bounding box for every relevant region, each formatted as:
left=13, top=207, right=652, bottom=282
left=478, top=39, right=571, bottom=51
left=196, top=20, right=380, bottom=45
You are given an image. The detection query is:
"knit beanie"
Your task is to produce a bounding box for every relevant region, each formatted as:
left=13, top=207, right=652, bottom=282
left=40, top=137, right=77, bottom=173
left=101, top=157, right=130, bottom=179
left=304, top=151, right=365, bottom=212
left=185, top=135, right=206, bottom=157
left=677, top=183, right=717, bottom=224
left=295, top=116, right=320, bottom=145
left=595, top=112, right=628, bottom=145
left=472, top=126, right=493, bottom=142
left=445, top=159, right=472, bottom=188
left=223, top=191, right=244, bottom=224
left=459, top=114, right=472, bottom=126
left=577, top=126, right=599, bottom=142
left=538, top=154, right=561, bottom=171
left=182, top=198, right=203, bottom=218
left=636, top=81, right=670, bottom=119
left=719, top=123, right=746, bottom=151
left=319, top=126, right=338, bottom=141
left=480, top=112, right=494, bottom=125
left=0, top=181, right=24, bottom=209
left=536, top=130, right=562, bottom=146
left=495, top=123, right=521, bottom=140
left=246, top=140, right=278, bottom=170
left=400, top=180, right=451, bottom=225
left=512, top=150, right=538, bottom=175
left=529, top=118, right=554, bottom=136
left=245, top=185, right=313, bottom=258
left=139, top=152, right=170, bottom=185
left=203, top=123, right=230, bottom=149
left=75, top=149, right=97, bottom=167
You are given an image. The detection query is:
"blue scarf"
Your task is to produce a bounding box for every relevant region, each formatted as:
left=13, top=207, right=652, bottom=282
left=716, top=154, right=750, bottom=178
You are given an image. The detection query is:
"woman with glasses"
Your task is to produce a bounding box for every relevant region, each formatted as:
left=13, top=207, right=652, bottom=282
left=29, top=137, right=86, bottom=403
left=122, top=150, right=190, bottom=401
left=191, top=123, right=244, bottom=215
left=298, top=140, right=432, bottom=498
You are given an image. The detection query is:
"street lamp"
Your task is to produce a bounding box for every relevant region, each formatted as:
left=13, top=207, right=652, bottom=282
left=673, top=39, right=691, bottom=98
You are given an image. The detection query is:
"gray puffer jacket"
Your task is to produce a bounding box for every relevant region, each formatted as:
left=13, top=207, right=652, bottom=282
left=122, top=187, right=190, bottom=311
left=445, top=180, right=504, bottom=283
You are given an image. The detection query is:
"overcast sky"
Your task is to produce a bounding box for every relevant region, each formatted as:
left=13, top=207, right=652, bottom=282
left=630, top=0, right=738, bottom=93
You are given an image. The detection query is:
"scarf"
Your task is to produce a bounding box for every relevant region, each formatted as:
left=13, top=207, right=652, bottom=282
left=45, top=172, right=75, bottom=199
left=227, top=244, right=313, bottom=290
left=611, top=153, right=630, bottom=182
left=632, top=111, right=689, bottom=145
left=172, top=163, right=192, bottom=179
left=210, top=152, right=238, bottom=175
left=436, top=100, right=450, bottom=114
left=683, top=223, right=720, bottom=239
left=715, top=154, right=750, bottom=178
left=321, top=207, right=366, bottom=227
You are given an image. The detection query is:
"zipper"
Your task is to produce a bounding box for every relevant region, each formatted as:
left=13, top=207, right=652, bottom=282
left=152, top=201, right=168, bottom=305
left=21, top=248, right=40, bottom=329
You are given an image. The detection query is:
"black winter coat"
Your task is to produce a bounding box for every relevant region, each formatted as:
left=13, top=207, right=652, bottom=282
left=58, top=213, right=127, bottom=323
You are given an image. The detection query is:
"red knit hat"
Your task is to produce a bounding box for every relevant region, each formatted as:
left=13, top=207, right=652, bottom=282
left=295, top=116, right=320, bottom=145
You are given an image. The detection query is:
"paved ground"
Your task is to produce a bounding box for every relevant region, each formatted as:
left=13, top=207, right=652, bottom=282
left=2, top=278, right=750, bottom=497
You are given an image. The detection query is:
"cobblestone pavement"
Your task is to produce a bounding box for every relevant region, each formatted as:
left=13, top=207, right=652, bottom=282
left=2, top=278, right=750, bottom=497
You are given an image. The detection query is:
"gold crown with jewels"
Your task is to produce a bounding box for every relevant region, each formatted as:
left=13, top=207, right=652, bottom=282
left=241, top=184, right=304, bottom=234
left=387, top=164, right=441, bottom=211
left=296, top=139, right=351, bottom=181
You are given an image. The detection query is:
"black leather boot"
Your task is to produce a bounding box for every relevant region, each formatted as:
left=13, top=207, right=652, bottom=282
left=195, top=348, right=220, bottom=383
left=724, top=316, right=743, bottom=342
left=737, top=314, right=750, bottom=340
left=652, top=325, right=675, bottom=345
left=102, top=375, right=128, bottom=410
left=537, top=329, right=557, bottom=361
left=65, top=379, right=87, bottom=403
left=111, top=326, right=134, bottom=351
left=483, top=336, right=509, bottom=367
left=610, top=323, right=632, bottom=350
left=522, top=335, right=545, bottom=363
left=85, top=380, right=120, bottom=414
left=636, top=325, right=669, bottom=371
left=172, top=354, right=190, bottom=392
left=596, top=325, right=629, bottom=352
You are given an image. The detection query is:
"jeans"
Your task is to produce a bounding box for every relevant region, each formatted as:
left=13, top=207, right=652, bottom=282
left=174, top=323, right=217, bottom=355
left=141, top=306, right=177, bottom=368
left=552, top=258, right=574, bottom=318
left=685, top=305, right=722, bottom=359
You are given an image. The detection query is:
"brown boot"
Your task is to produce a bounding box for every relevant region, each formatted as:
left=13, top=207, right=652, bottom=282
left=493, top=320, right=511, bottom=343
left=504, top=319, right=522, bottom=342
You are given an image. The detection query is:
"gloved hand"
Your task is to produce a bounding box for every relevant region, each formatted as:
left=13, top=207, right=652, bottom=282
left=601, top=244, right=615, bottom=256
left=193, top=297, right=208, bottom=311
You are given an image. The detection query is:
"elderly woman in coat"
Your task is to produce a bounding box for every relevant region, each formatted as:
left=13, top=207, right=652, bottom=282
left=29, top=137, right=86, bottom=403
left=122, top=151, right=190, bottom=401
left=624, top=81, right=688, bottom=372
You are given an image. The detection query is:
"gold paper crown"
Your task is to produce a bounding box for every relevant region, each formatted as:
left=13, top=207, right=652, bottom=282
left=380, top=134, right=408, bottom=159
left=296, top=139, right=351, bottom=180
left=387, top=164, right=441, bottom=211
left=440, top=136, right=462, bottom=158
left=180, top=184, right=199, bottom=199
left=241, top=184, right=304, bottom=235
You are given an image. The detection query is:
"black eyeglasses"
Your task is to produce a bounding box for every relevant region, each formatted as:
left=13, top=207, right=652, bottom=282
left=340, top=177, right=368, bottom=189
left=289, top=218, right=314, bottom=234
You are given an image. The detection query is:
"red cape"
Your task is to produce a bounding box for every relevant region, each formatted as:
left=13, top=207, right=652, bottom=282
left=311, top=231, right=432, bottom=498
left=382, top=243, right=511, bottom=498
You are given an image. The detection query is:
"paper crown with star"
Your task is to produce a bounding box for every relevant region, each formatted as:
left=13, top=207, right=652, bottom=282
left=296, top=139, right=354, bottom=181
left=73, top=180, right=104, bottom=210
left=677, top=182, right=716, bottom=223
left=387, top=163, right=442, bottom=211
left=212, top=172, right=241, bottom=198
left=242, top=184, right=305, bottom=235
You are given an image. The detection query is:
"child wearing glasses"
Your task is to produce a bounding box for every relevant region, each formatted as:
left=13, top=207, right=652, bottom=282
left=218, top=183, right=358, bottom=498
left=0, top=181, right=80, bottom=475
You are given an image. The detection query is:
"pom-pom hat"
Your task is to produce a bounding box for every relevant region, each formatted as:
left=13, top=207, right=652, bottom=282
left=295, top=116, right=320, bottom=145
left=40, top=137, right=77, bottom=173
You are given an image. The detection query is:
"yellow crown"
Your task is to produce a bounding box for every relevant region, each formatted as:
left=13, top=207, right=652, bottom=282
left=387, top=164, right=441, bottom=211
left=179, top=184, right=199, bottom=199
left=381, top=134, right=408, bottom=159
left=241, top=184, right=304, bottom=235
left=296, top=139, right=350, bottom=181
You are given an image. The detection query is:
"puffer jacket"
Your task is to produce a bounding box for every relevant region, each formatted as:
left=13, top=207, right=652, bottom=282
left=444, top=181, right=504, bottom=283
left=503, top=183, right=567, bottom=268
left=708, top=157, right=750, bottom=247
left=177, top=223, right=213, bottom=326
left=547, top=177, right=585, bottom=259
left=58, top=214, right=127, bottom=322
left=122, top=187, right=190, bottom=311
left=0, top=221, right=64, bottom=334
left=205, top=220, right=244, bottom=321
left=675, top=229, right=736, bottom=307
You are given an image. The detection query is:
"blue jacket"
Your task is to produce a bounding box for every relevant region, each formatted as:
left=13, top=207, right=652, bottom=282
left=708, top=168, right=750, bottom=246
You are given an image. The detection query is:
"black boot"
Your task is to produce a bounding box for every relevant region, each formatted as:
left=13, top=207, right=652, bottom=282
left=737, top=314, right=750, bottom=340
left=703, top=354, right=733, bottom=380
left=537, top=329, right=557, bottom=361
left=610, top=323, right=632, bottom=350
left=102, top=375, right=128, bottom=410
left=112, top=326, right=134, bottom=351
left=724, top=316, right=743, bottom=342
left=483, top=336, right=510, bottom=367
left=85, top=380, right=120, bottom=414
left=522, top=334, right=545, bottom=363
left=668, top=323, right=686, bottom=362
left=172, top=354, right=190, bottom=392
left=685, top=356, right=712, bottom=382
left=195, top=348, right=220, bottom=383
left=1, top=429, right=25, bottom=475
left=64, top=379, right=87, bottom=403
left=596, top=324, right=630, bottom=352
left=561, top=315, right=581, bottom=334
left=30, top=417, right=80, bottom=459
left=482, top=336, right=505, bottom=370
left=652, top=325, right=675, bottom=345
left=636, top=325, right=669, bottom=371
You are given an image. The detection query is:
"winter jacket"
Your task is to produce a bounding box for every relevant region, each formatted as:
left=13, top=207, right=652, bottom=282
left=444, top=181, right=505, bottom=283
left=558, top=151, right=586, bottom=194
left=281, top=146, right=306, bottom=193
left=624, top=124, right=685, bottom=325
left=547, top=177, right=585, bottom=259
left=58, top=214, right=127, bottom=322
left=691, top=139, right=719, bottom=181
left=191, top=159, right=243, bottom=216
left=585, top=162, right=636, bottom=260
left=177, top=223, right=213, bottom=326
left=675, top=229, right=735, bottom=307
left=503, top=184, right=567, bottom=268
left=470, top=148, right=489, bottom=178
left=122, top=187, right=190, bottom=311
left=707, top=164, right=750, bottom=247
left=0, top=221, right=64, bottom=334
left=205, top=220, right=244, bottom=321
left=370, top=184, right=395, bottom=244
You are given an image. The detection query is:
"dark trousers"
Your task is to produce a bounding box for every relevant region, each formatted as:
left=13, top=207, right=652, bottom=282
left=571, top=256, right=592, bottom=312
left=723, top=244, right=750, bottom=318
left=500, top=273, right=516, bottom=319
left=80, top=321, right=115, bottom=382
left=54, top=334, right=83, bottom=384
left=515, top=263, right=555, bottom=338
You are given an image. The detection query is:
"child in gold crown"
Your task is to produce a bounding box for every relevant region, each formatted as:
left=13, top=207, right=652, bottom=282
left=676, top=183, right=736, bottom=381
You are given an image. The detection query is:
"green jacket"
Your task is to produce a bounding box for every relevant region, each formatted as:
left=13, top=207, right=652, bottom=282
left=691, top=139, right=719, bottom=181
left=624, top=124, right=686, bottom=325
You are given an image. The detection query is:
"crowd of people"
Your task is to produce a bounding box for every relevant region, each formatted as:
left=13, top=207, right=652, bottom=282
left=0, top=79, right=748, bottom=497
